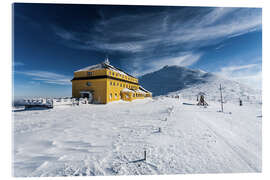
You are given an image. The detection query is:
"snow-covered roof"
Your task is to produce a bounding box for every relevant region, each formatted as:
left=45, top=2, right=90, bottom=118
left=135, top=89, right=146, bottom=94
left=105, top=63, right=128, bottom=76
left=139, top=86, right=152, bottom=94
left=75, top=64, right=105, bottom=72
left=75, top=61, right=137, bottom=79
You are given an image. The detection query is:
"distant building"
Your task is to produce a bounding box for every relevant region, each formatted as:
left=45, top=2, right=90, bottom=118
left=71, top=59, right=152, bottom=104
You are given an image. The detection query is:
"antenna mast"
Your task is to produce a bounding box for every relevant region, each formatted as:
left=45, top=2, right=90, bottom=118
left=219, top=84, right=224, bottom=112
left=104, top=55, right=110, bottom=65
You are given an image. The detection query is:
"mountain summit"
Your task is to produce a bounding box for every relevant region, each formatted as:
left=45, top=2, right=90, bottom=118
left=138, top=65, right=213, bottom=96
left=139, top=65, right=261, bottom=103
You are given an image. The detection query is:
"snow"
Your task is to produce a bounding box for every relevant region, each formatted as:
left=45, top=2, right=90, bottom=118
left=139, top=65, right=261, bottom=100
left=168, top=75, right=261, bottom=104
left=121, top=88, right=134, bottom=93
left=13, top=96, right=261, bottom=177
left=75, top=63, right=104, bottom=72
left=135, top=89, right=146, bottom=94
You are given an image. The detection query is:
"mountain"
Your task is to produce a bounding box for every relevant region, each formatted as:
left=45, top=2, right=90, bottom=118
left=139, top=65, right=261, bottom=103
left=139, top=65, right=212, bottom=96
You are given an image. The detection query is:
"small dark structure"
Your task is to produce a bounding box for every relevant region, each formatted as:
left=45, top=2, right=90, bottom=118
left=239, top=99, right=243, bottom=106
left=197, top=92, right=208, bottom=106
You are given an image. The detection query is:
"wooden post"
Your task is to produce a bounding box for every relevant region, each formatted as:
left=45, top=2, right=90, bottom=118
left=219, top=84, right=224, bottom=112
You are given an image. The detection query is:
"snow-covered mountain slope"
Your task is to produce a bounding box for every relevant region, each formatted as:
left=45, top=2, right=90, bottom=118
left=13, top=98, right=262, bottom=176
left=139, top=65, right=261, bottom=103
left=168, top=75, right=261, bottom=104
left=139, top=65, right=212, bottom=96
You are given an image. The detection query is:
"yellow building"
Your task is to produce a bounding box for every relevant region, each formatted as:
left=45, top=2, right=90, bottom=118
left=71, top=59, right=152, bottom=104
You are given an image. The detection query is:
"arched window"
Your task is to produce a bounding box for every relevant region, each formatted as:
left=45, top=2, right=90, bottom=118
left=115, top=93, right=117, bottom=98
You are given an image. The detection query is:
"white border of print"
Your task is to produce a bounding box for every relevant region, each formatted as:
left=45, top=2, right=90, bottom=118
left=1, top=0, right=269, bottom=180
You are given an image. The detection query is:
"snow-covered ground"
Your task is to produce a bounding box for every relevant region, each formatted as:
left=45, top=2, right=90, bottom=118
left=12, top=97, right=262, bottom=177
left=168, top=75, right=262, bottom=104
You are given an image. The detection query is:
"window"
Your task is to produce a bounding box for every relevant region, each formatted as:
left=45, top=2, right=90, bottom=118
left=109, top=71, right=111, bottom=75
left=110, top=93, right=112, bottom=100
left=116, top=73, right=118, bottom=77
left=123, top=84, right=125, bottom=88
left=87, top=72, right=92, bottom=76
left=117, top=83, right=119, bottom=86
left=112, top=72, right=114, bottom=76
left=86, top=82, right=91, bottom=86
left=113, top=82, right=115, bottom=86
left=115, top=93, right=117, bottom=98
left=120, top=84, right=122, bottom=87
left=110, top=81, right=112, bottom=86
left=133, top=94, right=135, bottom=97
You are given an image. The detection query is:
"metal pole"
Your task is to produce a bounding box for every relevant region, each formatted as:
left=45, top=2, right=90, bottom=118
left=144, top=150, right=146, bottom=161
left=220, top=84, right=223, bottom=112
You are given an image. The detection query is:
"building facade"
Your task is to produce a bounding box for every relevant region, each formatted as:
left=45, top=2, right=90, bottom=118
left=71, top=60, right=152, bottom=104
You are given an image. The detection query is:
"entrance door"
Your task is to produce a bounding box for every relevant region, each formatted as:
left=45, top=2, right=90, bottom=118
left=81, top=93, right=89, bottom=98
left=80, top=91, right=93, bottom=103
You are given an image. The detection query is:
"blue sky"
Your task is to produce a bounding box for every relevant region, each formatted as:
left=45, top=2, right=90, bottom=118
left=13, top=3, right=262, bottom=98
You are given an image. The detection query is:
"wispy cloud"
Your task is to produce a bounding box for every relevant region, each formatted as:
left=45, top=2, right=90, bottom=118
left=130, top=52, right=203, bottom=76
left=147, top=52, right=202, bottom=72
left=219, top=64, right=258, bottom=73
left=49, top=7, right=261, bottom=76
left=13, top=62, right=24, bottom=66
left=16, top=70, right=72, bottom=85
left=215, top=63, right=262, bottom=89
left=51, top=7, right=261, bottom=53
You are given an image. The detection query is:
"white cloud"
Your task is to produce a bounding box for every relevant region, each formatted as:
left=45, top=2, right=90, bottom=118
left=215, top=63, right=261, bottom=89
left=131, top=52, right=203, bottom=77
left=201, top=7, right=237, bottom=25
left=16, top=70, right=72, bottom=85
left=219, top=64, right=258, bottom=74
left=150, top=52, right=202, bottom=68
left=48, top=7, right=261, bottom=80
left=13, top=62, right=24, bottom=66
left=51, top=7, right=261, bottom=55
